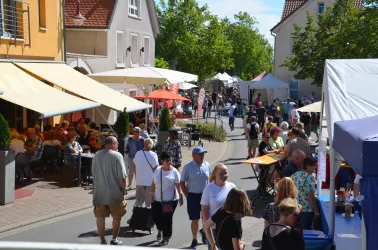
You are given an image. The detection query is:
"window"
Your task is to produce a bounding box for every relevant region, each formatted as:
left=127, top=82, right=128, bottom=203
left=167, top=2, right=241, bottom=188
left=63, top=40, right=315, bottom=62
left=116, top=30, right=125, bottom=67
left=143, top=36, right=150, bottom=65
left=289, top=78, right=299, bottom=100
left=318, top=3, right=325, bottom=14
left=130, top=33, right=138, bottom=66
left=38, top=0, right=46, bottom=28
left=0, top=0, right=17, bottom=38
left=128, top=0, right=141, bottom=18
left=129, top=89, right=137, bottom=98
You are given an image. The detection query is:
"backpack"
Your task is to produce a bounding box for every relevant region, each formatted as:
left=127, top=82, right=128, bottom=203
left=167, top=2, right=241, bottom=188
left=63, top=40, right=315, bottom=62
left=249, top=123, right=258, bottom=139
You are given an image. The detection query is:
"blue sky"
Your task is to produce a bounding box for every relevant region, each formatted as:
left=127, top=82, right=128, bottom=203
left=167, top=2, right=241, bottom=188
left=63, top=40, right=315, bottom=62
left=197, top=0, right=285, bottom=45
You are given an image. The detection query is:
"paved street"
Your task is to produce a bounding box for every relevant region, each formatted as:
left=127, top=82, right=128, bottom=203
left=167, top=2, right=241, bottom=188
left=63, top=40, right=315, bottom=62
left=0, top=116, right=266, bottom=249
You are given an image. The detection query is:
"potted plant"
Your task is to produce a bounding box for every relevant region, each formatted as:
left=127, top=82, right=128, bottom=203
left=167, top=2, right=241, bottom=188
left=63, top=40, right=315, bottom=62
left=157, top=107, right=172, bottom=153
left=0, top=113, right=15, bottom=205
left=114, top=108, right=129, bottom=157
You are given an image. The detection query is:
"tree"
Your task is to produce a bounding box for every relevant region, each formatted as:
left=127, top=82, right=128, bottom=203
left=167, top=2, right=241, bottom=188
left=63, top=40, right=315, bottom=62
left=155, top=58, right=169, bottom=69
left=0, top=113, right=10, bottom=150
left=222, top=12, right=273, bottom=80
left=282, top=0, right=372, bottom=86
left=114, top=108, right=129, bottom=139
left=156, top=0, right=234, bottom=81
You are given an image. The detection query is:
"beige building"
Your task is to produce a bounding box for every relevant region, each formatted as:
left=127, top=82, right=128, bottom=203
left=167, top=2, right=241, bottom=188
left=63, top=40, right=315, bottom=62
left=271, top=0, right=362, bottom=100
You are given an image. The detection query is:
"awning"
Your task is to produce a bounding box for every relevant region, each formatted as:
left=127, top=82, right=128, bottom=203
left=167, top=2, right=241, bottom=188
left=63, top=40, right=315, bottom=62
left=0, top=89, right=3, bottom=95
left=0, top=63, right=100, bottom=118
left=16, top=63, right=151, bottom=112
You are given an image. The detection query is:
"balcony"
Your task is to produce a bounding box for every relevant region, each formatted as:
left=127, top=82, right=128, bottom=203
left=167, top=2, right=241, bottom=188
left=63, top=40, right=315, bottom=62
left=0, top=0, right=30, bottom=47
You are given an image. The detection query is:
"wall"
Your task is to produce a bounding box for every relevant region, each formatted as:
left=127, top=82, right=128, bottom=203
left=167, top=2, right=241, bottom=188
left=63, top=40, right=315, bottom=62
left=273, top=0, right=335, bottom=98
left=0, top=0, right=64, bottom=61
left=66, top=30, right=107, bottom=56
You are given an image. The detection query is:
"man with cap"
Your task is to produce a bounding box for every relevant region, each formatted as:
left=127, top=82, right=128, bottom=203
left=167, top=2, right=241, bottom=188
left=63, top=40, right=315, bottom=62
left=180, top=146, right=212, bottom=249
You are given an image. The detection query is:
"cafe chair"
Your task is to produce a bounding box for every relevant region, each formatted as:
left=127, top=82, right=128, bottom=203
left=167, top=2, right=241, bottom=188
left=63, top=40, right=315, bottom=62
left=15, top=152, right=33, bottom=184
left=63, top=153, right=90, bottom=186
left=41, top=145, right=60, bottom=179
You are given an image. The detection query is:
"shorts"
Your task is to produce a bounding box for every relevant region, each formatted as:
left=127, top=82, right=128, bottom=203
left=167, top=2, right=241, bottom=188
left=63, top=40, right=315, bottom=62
left=229, top=116, right=235, bottom=125
left=93, top=197, right=127, bottom=219
left=187, top=193, right=202, bottom=220
left=248, top=138, right=259, bottom=148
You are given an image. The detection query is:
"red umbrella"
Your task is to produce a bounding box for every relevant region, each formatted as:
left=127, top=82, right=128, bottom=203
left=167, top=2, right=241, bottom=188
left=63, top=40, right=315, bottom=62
left=134, top=89, right=189, bottom=101
left=134, top=94, right=147, bottom=99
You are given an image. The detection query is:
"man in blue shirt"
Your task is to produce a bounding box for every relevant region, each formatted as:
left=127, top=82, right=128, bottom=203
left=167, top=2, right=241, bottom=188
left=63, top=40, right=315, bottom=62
left=180, top=147, right=211, bottom=249
left=283, top=98, right=292, bottom=122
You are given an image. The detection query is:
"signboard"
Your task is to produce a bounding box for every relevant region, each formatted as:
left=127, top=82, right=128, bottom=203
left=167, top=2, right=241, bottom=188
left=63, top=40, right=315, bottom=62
left=197, top=88, right=205, bottom=120
left=168, top=83, right=180, bottom=108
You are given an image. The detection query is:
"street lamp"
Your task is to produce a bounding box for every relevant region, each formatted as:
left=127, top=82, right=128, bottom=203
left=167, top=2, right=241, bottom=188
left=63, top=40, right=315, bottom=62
left=71, top=0, right=86, bottom=26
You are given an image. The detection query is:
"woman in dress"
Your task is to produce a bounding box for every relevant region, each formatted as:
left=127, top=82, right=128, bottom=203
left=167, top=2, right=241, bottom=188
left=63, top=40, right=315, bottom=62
left=201, top=164, right=236, bottom=250
left=150, top=151, right=183, bottom=246
left=204, top=188, right=252, bottom=250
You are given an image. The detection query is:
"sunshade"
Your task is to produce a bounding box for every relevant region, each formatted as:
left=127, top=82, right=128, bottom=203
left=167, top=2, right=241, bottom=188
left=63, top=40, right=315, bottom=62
left=135, top=90, right=189, bottom=101
left=180, top=82, right=197, bottom=90
left=16, top=63, right=151, bottom=112
left=250, top=74, right=289, bottom=89
left=88, top=67, right=198, bottom=85
left=0, top=63, right=100, bottom=118
left=297, top=101, right=321, bottom=113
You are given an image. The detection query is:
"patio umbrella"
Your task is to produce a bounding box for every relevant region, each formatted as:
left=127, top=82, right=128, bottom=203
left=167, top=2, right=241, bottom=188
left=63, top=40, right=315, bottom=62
left=134, top=89, right=189, bottom=101
left=297, top=101, right=321, bottom=113
left=88, top=67, right=198, bottom=85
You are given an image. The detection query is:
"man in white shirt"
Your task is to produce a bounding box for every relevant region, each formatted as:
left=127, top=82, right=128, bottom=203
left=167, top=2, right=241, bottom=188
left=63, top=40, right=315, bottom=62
left=290, top=104, right=300, bottom=124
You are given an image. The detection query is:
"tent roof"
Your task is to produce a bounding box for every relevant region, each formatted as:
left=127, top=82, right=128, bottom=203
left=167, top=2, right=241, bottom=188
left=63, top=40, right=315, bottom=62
left=252, top=71, right=268, bottom=81
left=333, top=116, right=378, bottom=176
left=250, top=74, right=288, bottom=89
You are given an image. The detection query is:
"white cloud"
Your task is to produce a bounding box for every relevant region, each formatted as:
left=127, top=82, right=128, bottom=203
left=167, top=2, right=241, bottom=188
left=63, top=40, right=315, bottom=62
left=198, top=0, right=283, bottom=46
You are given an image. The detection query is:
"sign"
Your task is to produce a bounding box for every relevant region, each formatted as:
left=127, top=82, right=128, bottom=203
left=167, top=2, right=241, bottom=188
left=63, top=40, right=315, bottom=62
left=168, top=83, right=180, bottom=108
left=197, top=88, right=205, bottom=120
left=317, top=137, right=327, bottom=194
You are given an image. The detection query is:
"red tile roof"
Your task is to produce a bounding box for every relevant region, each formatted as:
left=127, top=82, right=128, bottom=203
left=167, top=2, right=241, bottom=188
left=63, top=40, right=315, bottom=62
left=65, top=0, right=116, bottom=28
left=271, top=0, right=363, bottom=32
left=252, top=72, right=268, bottom=81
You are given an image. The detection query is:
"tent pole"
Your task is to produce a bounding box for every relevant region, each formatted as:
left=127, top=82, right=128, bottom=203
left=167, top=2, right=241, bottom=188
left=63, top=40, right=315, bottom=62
left=96, top=107, right=118, bottom=137
left=329, top=148, right=336, bottom=238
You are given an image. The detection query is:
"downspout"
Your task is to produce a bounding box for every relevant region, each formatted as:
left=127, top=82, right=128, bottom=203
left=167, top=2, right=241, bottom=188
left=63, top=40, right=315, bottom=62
left=62, top=0, right=67, bottom=63
left=270, top=30, right=276, bottom=75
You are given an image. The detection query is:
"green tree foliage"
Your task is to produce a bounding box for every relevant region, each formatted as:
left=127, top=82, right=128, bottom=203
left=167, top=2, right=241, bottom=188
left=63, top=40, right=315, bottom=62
left=114, top=108, right=129, bottom=139
left=0, top=113, right=11, bottom=149
left=282, top=0, right=376, bottom=86
left=155, top=58, right=169, bottom=69
left=159, top=107, right=172, bottom=131
left=222, top=12, right=273, bottom=80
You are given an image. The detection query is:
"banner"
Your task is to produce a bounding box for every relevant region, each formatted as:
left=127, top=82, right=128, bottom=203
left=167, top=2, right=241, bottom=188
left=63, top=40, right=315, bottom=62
left=168, top=83, right=180, bottom=108
left=197, top=88, right=205, bottom=120
left=317, top=137, right=327, bottom=195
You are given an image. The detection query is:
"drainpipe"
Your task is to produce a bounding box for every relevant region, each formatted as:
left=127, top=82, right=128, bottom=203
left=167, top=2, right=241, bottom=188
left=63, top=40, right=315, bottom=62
left=270, top=30, right=276, bottom=75
left=63, top=0, right=67, bottom=63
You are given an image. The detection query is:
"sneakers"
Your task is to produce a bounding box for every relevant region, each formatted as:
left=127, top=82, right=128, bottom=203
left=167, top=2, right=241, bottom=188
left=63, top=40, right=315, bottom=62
left=110, top=238, right=123, bottom=245
left=200, top=228, right=208, bottom=244
left=190, top=239, right=198, bottom=249
left=100, top=240, right=107, bottom=245
left=157, top=230, right=162, bottom=241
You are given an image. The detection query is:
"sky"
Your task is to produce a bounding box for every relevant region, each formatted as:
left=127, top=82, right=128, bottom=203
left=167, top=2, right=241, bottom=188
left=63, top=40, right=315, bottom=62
left=197, top=0, right=285, bottom=46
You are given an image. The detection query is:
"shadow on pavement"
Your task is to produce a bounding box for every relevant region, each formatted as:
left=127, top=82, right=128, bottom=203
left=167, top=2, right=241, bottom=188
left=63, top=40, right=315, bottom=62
left=136, top=240, right=159, bottom=247
left=78, top=226, right=152, bottom=239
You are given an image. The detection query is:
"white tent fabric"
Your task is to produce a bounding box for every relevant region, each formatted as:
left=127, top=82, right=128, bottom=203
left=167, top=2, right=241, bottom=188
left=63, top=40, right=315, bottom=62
left=0, top=89, right=3, bottom=95
left=179, top=82, right=197, bottom=90
left=297, top=101, right=321, bottom=113
left=89, top=67, right=198, bottom=85
left=320, top=59, right=378, bottom=242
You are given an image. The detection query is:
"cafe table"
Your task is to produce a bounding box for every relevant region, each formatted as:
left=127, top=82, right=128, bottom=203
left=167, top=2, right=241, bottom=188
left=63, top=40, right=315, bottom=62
left=73, top=152, right=95, bottom=186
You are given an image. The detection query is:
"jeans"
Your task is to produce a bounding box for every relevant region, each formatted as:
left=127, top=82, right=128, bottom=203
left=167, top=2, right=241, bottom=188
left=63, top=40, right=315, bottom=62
left=207, top=106, right=212, bottom=117
left=237, top=105, right=242, bottom=117
left=283, top=113, right=289, bottom=122
left=203, top=108, right=207, bottom=119
left=300, top=211, right=314, bottom=230
left=152, top=200, right=178, bottom=239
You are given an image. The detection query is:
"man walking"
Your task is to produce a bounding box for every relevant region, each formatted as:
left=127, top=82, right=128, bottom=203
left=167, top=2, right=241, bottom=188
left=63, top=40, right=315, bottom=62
left=229, top=103, right=236, bottom=133
left=180, top=147, right=211, bottom=249
left=92, top=136, right=127, bottom=245
left=203, top=96, right=208, bottom=119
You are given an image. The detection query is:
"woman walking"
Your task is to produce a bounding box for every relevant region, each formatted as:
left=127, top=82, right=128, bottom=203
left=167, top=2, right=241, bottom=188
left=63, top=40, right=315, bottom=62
left=163, top=130, right=182, bottom=169
left=150, top=152, right=183, bottom=246
left=125, top=127, right=144, bottom=189
left=204, top=188, right=252, bottom=250
left=201, top=164, right=236, bottom=250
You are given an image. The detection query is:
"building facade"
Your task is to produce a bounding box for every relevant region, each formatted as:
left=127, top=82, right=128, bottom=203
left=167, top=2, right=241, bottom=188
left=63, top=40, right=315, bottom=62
left=65, top=0, right=159, bottom=124
left=271, top=0, right=362, bottom=100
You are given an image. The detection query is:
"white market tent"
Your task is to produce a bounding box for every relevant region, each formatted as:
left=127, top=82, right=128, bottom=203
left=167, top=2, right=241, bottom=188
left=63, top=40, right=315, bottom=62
left=319, top=59, right=378, bottom=247
left=241, top=74, right=289, bottom=105
left=297, top=101, right=321, bottom=113
left=212, top=72, right=238, bottom=87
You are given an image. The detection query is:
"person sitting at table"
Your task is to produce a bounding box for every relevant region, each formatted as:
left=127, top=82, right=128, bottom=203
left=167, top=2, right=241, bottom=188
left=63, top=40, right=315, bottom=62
left=163, top=130, right=182, bottom=169
left=269, top=127, right=284, bottom=151
left=283, top=150, right=305, bottom=177
left=25, top=128, right=44, bottom=168
left=88, top=131, right=101, bottom=152
left=259, top=132, right=279, bottom=157
left=34, top=125, right=44, bottom=141
left=9, top=131, right=25, bottom=156
left=139, top=123, right=150, bottom=139
left=284, top=128, right=311, bottom=158
left=42, top=125, right=53, bottom=140
left=291, top=157, right=319, bottom=230
left=43, top=131, right=63, bottom=150
left=60, top=121, right=69, bottom=135
left=262, top=198, right=305, bottom=250
left=65, top=130, right=83, bottom=155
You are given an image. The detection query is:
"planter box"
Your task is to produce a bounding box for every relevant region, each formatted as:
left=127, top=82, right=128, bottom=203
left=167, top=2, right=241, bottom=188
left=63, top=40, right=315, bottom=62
left=0, top=149, right=15, bottom=205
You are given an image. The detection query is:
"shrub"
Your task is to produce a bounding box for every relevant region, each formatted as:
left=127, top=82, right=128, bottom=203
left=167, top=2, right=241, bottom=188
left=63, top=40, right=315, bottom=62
left=0, top=113, right=11, bottom=150
left=114, top=108, right=129, bottom=139
left=159, top=107, right=172, bottom=131
left=177, top=121, right=226, bottom=142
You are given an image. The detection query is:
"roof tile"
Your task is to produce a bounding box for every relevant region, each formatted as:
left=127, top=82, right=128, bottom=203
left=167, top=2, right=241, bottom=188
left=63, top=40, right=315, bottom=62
left=65, top=0, right=116, bottom=28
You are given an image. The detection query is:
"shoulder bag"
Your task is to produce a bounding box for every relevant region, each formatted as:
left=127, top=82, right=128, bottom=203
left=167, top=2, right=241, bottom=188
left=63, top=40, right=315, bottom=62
left=215, top=215, right=232, bottom=249
left=142, top=150, right=156, bottom=172
left=160, top=168, right=175, bottom=214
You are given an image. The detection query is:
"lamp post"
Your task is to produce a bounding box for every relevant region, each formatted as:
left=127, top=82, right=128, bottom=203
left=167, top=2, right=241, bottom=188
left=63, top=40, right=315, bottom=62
left=71, top=0, right=86, bottom=26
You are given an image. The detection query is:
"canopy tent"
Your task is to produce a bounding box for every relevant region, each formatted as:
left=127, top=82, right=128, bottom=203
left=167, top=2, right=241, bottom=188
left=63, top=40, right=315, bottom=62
left=333, top=116, right=378, bottom=250
left=0, top=63, right=100, bottom=118
left=0, top=89, right=3, bottom=95
left=211, top=72, right=236, bottom=87
left=88, top=67, right=198, bottom=85
left=179, top=82, right=197, bottom=90
left=297, top=101, right=321, bottom=113
left=135, top=89, right=190, bottom=101
left=16, top=63, right=150, bottom=112
left=320, top=59, right=378, bottom=249
left=241, top=74, right=289, bottom=105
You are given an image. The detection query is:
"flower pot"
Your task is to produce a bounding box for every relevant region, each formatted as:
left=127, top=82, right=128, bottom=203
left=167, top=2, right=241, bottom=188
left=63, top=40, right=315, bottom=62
left=0, top=149, right=15, bottom=205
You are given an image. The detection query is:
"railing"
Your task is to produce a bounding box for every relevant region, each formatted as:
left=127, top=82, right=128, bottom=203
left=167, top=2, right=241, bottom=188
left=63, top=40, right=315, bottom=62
left=0, top=1, right=31, bottom=47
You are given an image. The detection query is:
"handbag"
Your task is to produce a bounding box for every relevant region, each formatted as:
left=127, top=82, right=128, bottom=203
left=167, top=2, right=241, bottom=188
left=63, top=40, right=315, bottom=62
left=160, top=167, right=175, bottom=214
left=143, top=150, right=156, bottom=172
left=215, top=215, right=232, bottom=249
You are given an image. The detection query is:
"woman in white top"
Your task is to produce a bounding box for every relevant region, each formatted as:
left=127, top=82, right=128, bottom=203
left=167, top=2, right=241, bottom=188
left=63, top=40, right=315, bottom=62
left=9, top=131, right=25, bottom=156
left=201, top=164, right=236, bottom=250
left=150, top=151, right=183, bottom=246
